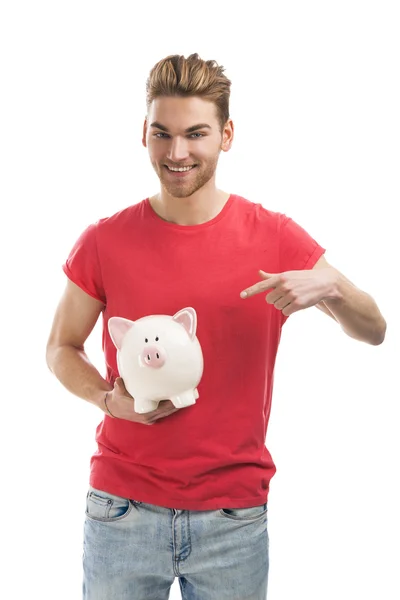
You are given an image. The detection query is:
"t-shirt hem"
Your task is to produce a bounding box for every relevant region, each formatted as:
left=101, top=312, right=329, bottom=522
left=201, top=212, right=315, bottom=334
left=89, top=477, right=270, bottom=510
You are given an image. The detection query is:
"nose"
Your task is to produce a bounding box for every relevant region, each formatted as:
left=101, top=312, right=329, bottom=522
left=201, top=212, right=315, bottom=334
left=140, top=345, right=166, bottom=369
left=166, top=136, right=190, bottom=163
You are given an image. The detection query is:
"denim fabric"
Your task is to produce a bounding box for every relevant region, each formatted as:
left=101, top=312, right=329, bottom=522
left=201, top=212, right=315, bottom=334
left=83, top=486, right=269, bottom=600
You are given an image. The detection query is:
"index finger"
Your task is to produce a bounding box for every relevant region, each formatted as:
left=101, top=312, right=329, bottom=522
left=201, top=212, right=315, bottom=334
left=240, top=279, right=276, bottom=299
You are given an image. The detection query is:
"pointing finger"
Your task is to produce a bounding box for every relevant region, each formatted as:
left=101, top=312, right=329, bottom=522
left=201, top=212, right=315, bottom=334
left=240, top=280, right=276, bottom=299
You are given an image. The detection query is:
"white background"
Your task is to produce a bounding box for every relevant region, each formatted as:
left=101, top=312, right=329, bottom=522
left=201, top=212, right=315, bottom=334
left=1, top=1, right=399, bottom=599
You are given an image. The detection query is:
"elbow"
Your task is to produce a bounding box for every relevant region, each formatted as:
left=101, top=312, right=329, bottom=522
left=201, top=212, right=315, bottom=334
left=45, top=342, right=56, bottom=373
left=372, top=320, right=387, bottom=346
left=45, top=340, right=63, bottom=373
left=45, top=341, right=85, bottom=372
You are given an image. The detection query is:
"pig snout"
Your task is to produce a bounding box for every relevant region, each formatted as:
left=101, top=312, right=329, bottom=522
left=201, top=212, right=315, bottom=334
left=140, top=345, right=166, bottom=368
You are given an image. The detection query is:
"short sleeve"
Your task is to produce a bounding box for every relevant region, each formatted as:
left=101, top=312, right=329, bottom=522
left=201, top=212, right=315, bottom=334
left=279, top=215, right=326, bottom=273
left=279, top=215, right=326, bottom=324
left=62, top=223, right=106, bottom=303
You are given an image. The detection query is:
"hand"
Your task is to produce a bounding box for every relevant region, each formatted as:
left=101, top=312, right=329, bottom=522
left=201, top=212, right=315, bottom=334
left=103, top=377, right=181, bottom=425
left=240, top=268, right=336, bottom=316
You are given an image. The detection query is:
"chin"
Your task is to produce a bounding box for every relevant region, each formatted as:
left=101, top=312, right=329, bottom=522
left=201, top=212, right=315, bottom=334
left=159, top=175, right=203, bottom=199
left=162, top=185, right=199, bottom=199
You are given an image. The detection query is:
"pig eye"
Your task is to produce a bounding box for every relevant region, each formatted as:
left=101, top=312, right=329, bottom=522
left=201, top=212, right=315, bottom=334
left=145, top=338, right=148, bottom=343
left=155, top=336, right=159, bottom=341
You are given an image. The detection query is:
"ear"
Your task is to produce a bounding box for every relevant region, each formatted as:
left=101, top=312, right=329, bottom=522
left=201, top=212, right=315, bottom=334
left=221, top=118, right=234, bottom=152
left=172, top=307, right=197, bottom=340
left=142, top=117, right=148, bottom=148
left=108, top=317, right=135, bottom=350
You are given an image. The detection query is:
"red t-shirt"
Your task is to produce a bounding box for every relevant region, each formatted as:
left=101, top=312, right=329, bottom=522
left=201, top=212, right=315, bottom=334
left=63, top=194, right=325, bottom=510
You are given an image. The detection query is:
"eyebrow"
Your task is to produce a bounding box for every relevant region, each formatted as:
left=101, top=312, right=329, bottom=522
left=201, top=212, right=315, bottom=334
left=150, top=122, right=212, bottom=133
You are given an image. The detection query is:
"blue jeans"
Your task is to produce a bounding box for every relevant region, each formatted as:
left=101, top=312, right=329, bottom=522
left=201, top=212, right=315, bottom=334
left=83, top=486, right=269, bottom=600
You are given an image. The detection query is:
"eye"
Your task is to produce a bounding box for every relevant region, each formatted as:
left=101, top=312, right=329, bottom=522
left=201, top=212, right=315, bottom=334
left=155, top=336, right=159, bottom=341
left=145, top=338, right=148, bottom=343
left=153, top=132, right=204, bottom=139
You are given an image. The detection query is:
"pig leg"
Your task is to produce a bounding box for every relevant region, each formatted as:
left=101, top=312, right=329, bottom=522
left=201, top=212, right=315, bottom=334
left=170, top=389, right=198, bottom=408
left=134, top=398, right=160, bottom=414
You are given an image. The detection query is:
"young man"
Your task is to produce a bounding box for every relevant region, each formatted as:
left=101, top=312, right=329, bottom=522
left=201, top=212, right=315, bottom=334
left=46, top=53, right=386, bottom=600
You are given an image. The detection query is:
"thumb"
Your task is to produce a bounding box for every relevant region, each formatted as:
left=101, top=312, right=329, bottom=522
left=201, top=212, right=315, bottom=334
left=114, top=377, right=124, bottom=389
left=259, top=269, right=274, bottom=278
left=115, top=376, right=132, bottom=397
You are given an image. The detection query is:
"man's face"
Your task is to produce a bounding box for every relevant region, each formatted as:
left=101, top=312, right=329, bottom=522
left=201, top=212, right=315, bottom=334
left=143, top=96, right=233, bottom=199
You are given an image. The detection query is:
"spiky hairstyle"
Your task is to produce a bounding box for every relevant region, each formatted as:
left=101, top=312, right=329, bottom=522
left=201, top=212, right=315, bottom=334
left=146, top=53, right=231, bottom=132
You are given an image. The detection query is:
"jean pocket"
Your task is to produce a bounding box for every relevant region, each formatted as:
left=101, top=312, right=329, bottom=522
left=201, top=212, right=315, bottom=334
left=219, top=503, right=268, bottom=521
left=85, top=488, right=134, bottom=522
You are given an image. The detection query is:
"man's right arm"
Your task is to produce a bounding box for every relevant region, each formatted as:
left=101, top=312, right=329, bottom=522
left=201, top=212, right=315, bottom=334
left=46, top=279, right=180, bottom=424
left=45, top=279, right=111, bottom=411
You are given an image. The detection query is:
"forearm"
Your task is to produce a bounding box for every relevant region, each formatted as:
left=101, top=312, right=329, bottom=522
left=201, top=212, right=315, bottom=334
left=46, top=345, right=113, bottom=409
left=322, top=269, right=387, bottom=345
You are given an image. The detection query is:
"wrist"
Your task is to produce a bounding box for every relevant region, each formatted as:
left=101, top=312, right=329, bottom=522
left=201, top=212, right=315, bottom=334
left=322, top=267, right=343, bottom=303
left=93, top=387, right=113, bottom=410
left=103, top=391, right=116, bottom=418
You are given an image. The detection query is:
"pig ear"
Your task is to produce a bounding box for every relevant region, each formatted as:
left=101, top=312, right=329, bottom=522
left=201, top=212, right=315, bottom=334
left=108, top=317, right=135, bottom=350
left=172, top=307, right=197, bottom=340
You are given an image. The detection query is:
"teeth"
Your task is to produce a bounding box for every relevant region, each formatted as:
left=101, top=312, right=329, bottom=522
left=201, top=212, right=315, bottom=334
left=167, top=165, right=194, bottom=172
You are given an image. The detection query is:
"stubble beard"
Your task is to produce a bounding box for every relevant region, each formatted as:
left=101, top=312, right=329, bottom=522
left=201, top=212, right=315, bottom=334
left=154, top=154, right=220, bottom=199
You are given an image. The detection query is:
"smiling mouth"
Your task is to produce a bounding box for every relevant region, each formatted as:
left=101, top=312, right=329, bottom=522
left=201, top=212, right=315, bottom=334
left=165, top=165, right=197, bottom=172
left=164, top=165, right=198, bottom=177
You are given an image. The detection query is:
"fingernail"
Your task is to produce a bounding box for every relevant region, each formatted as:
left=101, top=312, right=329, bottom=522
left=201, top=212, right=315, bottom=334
left=240, top=291, right=247, bottom=298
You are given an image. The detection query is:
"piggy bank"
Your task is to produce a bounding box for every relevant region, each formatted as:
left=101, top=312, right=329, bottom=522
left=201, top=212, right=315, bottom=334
left=108, top=307, right=204, bottom=414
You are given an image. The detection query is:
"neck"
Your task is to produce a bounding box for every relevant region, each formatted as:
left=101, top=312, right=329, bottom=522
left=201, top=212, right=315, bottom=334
left=149, top=184, right=230, bottom=226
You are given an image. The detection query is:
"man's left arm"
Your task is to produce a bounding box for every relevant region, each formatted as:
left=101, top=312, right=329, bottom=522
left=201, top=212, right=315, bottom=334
left=313, top=254, right=386, bottom=346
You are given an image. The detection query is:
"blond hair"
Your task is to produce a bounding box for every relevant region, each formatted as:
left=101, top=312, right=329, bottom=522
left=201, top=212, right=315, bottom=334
left=146, top=53, right=231, bottom=132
